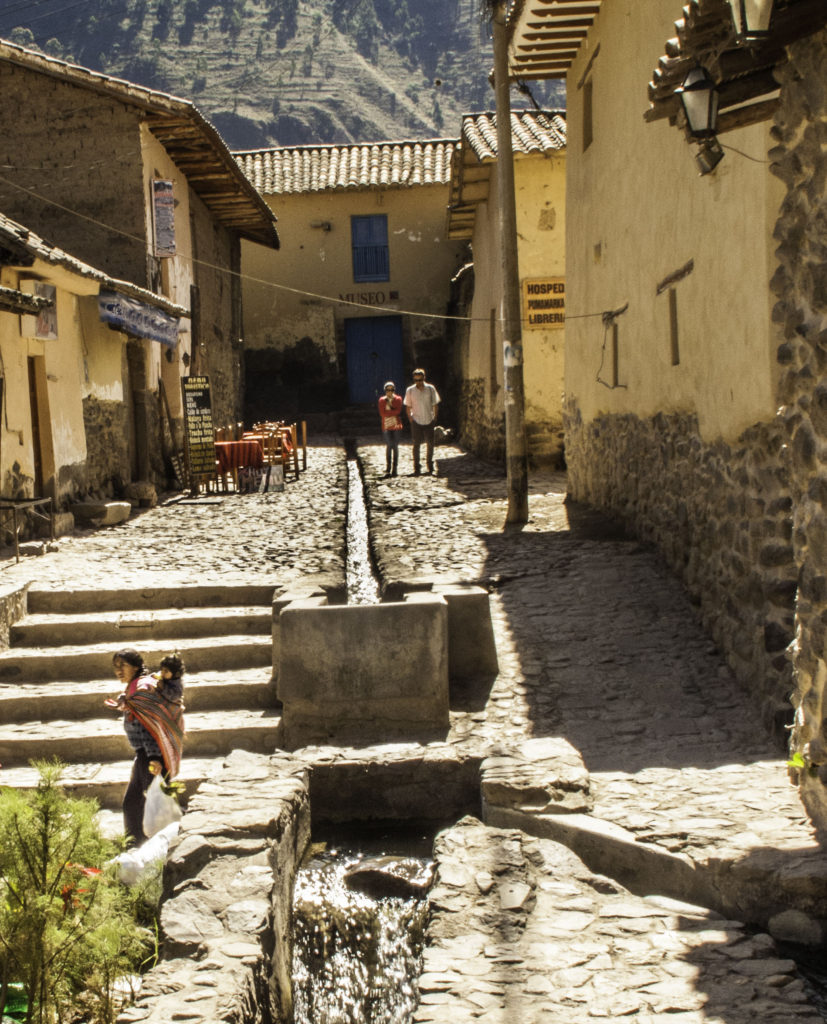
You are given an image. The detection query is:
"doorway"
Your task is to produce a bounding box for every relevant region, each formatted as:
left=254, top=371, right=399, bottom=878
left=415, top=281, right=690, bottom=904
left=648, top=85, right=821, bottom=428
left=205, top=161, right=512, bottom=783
left=27, top=356, right=54, bottom=497
left=344, top=316, right=404, bottom=404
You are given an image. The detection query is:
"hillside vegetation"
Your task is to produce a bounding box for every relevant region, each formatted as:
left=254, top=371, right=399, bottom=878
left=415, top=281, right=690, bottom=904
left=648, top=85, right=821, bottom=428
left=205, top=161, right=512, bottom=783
left=1, top=0, right=563, bottom=148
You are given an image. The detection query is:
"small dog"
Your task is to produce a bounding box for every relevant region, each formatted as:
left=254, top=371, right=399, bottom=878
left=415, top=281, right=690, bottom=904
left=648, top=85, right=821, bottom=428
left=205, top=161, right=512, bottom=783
left=434, top=426, right=453, bottom=445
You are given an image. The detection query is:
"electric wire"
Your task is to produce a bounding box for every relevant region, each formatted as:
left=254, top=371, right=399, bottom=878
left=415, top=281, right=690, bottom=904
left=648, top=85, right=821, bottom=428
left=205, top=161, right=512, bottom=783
left=0, top=169, right=607, bottom=326
left=719, top=141, right=770, bottom=165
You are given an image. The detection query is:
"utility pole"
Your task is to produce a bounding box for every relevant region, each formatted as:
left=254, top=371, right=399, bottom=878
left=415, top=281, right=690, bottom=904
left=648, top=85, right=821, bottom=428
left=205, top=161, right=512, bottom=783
left=491, top=0, right=529, bottom=523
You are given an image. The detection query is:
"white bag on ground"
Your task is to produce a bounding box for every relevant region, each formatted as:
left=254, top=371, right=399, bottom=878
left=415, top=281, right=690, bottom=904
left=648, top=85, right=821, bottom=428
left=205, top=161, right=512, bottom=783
left=115, top=821, right=180, bottom=886
left=143, top=775, right=182, bottom=838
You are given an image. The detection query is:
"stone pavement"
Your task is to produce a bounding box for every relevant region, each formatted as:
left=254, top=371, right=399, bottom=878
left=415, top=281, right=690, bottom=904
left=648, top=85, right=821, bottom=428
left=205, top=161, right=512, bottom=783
left=1, top=437, right=825, bottom=1019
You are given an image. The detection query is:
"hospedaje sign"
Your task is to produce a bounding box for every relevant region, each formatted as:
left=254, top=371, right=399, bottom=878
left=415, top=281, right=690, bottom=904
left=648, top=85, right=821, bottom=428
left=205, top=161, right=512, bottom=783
left=98, top=290, right=180, bottom=348
left=522, top=277, right=565, bottom=330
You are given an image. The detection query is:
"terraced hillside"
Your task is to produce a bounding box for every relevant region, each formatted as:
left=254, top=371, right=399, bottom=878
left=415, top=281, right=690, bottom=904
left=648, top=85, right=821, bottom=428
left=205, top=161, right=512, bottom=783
left=0, top=0, right=563, bottom=148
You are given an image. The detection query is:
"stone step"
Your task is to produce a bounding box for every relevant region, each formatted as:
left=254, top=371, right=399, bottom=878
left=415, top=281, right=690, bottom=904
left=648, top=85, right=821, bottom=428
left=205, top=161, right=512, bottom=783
left=0, top=708, right=283, bottom=768
left=0, top=635, right=272, bottom=682
left=10, top=606, right=273, bottom=647
left=26, top=583, right=276, bottom=615
left=0, top=666, right=276, bottom=723
left=0, top=756, right=228, bottom=810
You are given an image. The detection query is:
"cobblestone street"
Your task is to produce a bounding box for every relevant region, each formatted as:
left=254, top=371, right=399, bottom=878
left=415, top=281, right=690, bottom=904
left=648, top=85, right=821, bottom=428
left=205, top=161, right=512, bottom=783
left=1, top=437, right=825, bottom=1020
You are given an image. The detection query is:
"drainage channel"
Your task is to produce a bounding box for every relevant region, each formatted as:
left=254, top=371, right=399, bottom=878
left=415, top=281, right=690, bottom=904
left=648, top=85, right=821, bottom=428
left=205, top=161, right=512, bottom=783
left=292, top=823, right=434, bottom=1024
left=345, top=445, right=381, bottom=605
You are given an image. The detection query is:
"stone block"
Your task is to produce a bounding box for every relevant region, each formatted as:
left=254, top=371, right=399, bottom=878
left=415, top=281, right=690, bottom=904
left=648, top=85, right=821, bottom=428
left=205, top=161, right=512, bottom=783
left=481, top=737, right=592, bottom=816
left=124, top=480, right=158, bottom=508
left=279, top=594, right=449, bottom=749
left=431, top=583, right=498, bottom=680
left=70, top=501, right=131, bottom=526
left=272, top=587, right=327, bottom=687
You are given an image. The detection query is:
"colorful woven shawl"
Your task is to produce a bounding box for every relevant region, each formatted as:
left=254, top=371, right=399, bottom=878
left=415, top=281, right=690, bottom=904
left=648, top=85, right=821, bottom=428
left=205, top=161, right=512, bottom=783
left=123, top=688, right=185, bottom=779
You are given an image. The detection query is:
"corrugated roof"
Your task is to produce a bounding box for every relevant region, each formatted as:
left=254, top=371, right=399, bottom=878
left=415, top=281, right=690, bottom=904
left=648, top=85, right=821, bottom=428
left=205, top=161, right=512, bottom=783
left=507, top=0, right=603, bottom=80
left=0, top=210, right=189, bottom=316
left=447, top=109, right=566, bottom=240
left=235, top=139, right=458, bottom=195
left=0, top=39, right=279, bottom=249
left=461, top=110, right=567, bottom=160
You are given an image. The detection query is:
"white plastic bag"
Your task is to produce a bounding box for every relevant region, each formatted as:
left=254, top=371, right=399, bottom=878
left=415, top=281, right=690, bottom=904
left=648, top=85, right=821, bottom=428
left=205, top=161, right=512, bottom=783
left=115, top=821, right=180, bottom=886
left=142, top=775, right=182, bottom=838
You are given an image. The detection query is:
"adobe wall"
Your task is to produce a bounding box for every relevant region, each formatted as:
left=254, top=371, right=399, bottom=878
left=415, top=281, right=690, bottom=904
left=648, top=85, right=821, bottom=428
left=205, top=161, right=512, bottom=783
left=0, top=63, right=147, bottom=286
left=770, top=28, right=827, bottom=831
left=189, top=197, right=244, bottom=427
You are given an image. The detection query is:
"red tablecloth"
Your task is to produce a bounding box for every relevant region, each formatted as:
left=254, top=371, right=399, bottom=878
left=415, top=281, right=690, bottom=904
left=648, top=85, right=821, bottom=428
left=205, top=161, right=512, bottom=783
left=215, top=440, right=263, bottom=473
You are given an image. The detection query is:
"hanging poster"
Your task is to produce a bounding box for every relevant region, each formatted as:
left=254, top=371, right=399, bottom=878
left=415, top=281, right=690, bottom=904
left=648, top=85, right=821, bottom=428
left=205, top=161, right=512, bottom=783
left=152, top=178, right=176, bottom=257
left=181, top=376, right=216, bottom=479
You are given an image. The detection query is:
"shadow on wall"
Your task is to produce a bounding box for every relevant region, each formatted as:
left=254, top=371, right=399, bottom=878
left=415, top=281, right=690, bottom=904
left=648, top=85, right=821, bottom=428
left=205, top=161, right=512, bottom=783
left=244, top=340, right=347, bottom=424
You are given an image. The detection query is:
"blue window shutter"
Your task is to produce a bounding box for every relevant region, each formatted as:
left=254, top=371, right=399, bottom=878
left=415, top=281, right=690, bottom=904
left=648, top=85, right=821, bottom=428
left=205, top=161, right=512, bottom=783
left=352, top=215, right=389, bottom=282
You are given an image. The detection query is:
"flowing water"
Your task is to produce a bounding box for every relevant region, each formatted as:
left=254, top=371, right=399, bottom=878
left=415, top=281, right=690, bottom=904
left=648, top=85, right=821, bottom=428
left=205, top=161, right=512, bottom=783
left=346, top=453, right=381, bottom=605
left=292, top=829, right=433, bottom=1024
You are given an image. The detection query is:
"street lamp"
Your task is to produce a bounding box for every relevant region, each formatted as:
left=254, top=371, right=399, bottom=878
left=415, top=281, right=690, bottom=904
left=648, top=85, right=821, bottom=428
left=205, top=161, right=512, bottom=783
left=676, top=67, right=724, bottom=175
left=676, top=66, right=719, bottom=137
left=730, top=0, right=775, bottom=40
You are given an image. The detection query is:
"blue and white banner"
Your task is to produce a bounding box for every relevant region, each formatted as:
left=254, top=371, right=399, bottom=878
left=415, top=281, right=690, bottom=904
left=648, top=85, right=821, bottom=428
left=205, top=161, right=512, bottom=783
left=98, top=290, right=180, bottom=348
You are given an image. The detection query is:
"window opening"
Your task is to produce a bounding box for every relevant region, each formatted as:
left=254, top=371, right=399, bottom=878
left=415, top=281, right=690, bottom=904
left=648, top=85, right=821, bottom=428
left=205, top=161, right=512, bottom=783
left=351, top=215, right=389, bottom=283
left=583, top=79, right=594, bottom=152
left=669, top=288, right=680, bottom=366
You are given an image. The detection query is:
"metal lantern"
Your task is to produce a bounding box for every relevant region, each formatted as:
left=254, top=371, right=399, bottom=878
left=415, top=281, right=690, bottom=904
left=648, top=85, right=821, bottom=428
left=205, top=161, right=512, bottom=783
left=696, top=137, right=725, bottom=176
left=731, top=0, right=775, bottom=39
left=677, top=66, right=719, bottom=138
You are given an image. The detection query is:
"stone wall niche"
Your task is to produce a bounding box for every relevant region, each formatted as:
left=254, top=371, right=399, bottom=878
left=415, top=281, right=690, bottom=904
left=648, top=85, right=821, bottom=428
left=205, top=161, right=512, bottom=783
left=279, top=592, right=450, bottom=749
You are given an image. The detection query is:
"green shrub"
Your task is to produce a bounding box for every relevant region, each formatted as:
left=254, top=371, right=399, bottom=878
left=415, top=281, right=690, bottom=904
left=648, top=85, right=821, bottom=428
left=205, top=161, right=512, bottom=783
left=0, top=760, right=153, bottom=1024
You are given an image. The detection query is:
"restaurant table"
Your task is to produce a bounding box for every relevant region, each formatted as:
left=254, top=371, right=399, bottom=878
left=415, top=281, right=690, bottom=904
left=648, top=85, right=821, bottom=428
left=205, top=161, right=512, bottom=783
left=214, top=439, right=264, bottom=475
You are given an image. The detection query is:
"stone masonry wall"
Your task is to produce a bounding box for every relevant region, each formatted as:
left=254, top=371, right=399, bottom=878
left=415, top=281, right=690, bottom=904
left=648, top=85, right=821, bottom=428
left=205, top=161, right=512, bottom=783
left=769, top=28, right=827, bottom=830
left=563, top=401, right=794, bottom=737
left=0, top=63, right=148, bottom=286
left=82, top=396, right=131, bottom=495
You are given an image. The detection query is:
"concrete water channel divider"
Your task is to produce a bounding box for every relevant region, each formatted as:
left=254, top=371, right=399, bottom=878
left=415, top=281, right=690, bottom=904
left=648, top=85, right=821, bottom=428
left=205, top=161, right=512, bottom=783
left=0, top=576, right=499, bottom=794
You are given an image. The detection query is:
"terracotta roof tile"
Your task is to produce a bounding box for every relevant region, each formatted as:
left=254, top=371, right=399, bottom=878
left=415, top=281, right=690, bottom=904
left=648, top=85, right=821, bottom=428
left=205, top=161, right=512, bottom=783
left=461, top=110, right=567, bottom=162
left=235, top=138, right=458, bottom=195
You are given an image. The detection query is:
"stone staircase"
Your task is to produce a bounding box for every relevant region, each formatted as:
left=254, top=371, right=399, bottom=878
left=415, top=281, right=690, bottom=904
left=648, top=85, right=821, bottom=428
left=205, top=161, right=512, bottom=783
left=0, top=584, right=282, bottom=808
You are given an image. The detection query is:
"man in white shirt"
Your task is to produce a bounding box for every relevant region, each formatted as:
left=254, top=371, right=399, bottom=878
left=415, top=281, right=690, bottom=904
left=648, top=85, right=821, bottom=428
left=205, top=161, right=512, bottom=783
left=404, top=367, right=441, bottom=476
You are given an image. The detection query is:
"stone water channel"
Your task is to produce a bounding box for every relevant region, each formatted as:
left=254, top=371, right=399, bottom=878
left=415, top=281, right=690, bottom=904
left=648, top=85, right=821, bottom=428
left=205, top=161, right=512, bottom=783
left=290, top=449, right=428, bottom=1023
left=345, top=449, right=381, bottom=606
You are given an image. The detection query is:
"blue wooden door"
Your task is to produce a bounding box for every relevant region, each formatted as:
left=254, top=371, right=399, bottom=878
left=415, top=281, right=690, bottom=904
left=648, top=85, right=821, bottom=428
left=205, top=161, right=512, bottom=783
left=345, top=316, right=404, bottom=403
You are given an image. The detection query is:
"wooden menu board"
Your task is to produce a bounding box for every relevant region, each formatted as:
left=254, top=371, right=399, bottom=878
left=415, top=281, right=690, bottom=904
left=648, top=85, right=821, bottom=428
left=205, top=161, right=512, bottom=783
left=181, top=376, right=216, bottom=480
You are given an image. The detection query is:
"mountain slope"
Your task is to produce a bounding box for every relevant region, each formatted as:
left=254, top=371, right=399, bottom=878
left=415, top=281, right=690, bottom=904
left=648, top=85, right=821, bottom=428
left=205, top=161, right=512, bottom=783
left=0, top=0, right=564, bottom=147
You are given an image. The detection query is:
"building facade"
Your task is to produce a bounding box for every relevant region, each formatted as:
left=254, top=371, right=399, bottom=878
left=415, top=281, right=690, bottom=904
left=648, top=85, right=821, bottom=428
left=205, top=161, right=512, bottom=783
left=447, top=110, right=566, bottom=466
left=507, top=0, right=827, bottom=832
left=235, top=140, right=466, bottom=425
left=0, top=40, right=279, bottom=484
left=0, top=211, right=187, bottom=503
